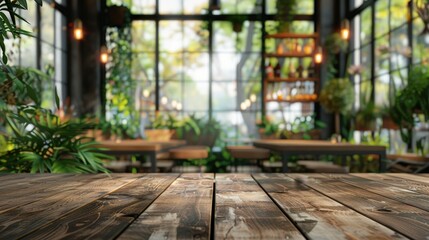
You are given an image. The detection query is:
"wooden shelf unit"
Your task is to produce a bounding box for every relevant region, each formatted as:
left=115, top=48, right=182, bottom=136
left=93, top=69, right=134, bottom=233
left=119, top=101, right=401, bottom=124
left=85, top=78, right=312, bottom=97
left=263, top=32, right=319, bottom=110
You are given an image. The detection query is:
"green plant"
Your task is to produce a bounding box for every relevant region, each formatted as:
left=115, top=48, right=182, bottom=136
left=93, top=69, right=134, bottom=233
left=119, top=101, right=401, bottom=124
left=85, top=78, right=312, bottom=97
left=323, top=33, right=349, bottom=79
left=354, top=83, right=380, bottom=130
left=256, top=116, right=279, bottom=136
left=391, top=65, right=429, bottom=143
left=319, top=78, right=354, bottom=134
left=0, top=106, right=111, bottom=173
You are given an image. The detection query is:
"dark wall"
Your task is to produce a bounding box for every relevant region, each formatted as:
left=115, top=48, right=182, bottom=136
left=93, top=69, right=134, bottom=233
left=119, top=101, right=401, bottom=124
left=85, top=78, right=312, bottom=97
left=68, top=0, right=101, bottom=116
left=317, top=0, right=342, bottom=139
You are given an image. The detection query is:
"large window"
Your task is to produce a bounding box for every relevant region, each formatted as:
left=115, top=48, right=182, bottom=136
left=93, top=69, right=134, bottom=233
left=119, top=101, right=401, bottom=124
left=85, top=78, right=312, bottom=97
left=4, top=0, right=67, bottom=108
left=108, top=0, right=316, bottom=138
left=350, top=0, right=412, bottom=110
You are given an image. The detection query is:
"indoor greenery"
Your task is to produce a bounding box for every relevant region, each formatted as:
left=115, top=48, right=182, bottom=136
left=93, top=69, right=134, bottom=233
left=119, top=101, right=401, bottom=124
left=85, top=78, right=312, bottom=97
left=0, top=0, right=110, bottom=173
left=105, top=10, right=139, bottom=139
left=319, top=78, right=354, bottom=134
left=0, top=106, right=110, bottom=173
left=354, top=83, right=380, bottom=131
left=391, top=65, right=429, bottom=143
left=256, top=116, right=280, bottom=137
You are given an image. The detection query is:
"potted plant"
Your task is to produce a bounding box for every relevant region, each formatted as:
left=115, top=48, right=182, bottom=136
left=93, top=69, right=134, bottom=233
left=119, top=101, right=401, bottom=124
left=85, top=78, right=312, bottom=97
left=280, top=115, right=326, bottom=140
left=391, top=65, right=429, bottom=143
left=256, top=116, right=279, bottom=139
left=353, top=84, right=380, bottom=131
left=319, top=78, right=354, bottom=135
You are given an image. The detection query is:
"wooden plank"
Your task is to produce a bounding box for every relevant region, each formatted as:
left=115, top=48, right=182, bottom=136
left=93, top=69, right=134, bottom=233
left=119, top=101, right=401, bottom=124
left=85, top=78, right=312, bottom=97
left=21, top=174, right=179, bottom=240
left=326, top=174, right=429, bottom=212
left=118, top=173, right=214, bottom=240
left=253, top=173, right=407, bottom=239
left=389, top=173, right=429, bottom=184
left=0, top=174, right=64, bottom=188
left=215, top=174, right=304, bottom=239
left=0, top=174, right=104, bottom=214
left=0, top=174, right=139, bottom=239
left=288, top=174, right=429, bottom=239
left=352, top=173, right=429, bottom=195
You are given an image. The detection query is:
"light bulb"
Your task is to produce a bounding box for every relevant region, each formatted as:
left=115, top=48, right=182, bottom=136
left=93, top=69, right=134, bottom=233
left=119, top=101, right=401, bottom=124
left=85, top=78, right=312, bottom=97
left=73, top=19, right=83, bottom=40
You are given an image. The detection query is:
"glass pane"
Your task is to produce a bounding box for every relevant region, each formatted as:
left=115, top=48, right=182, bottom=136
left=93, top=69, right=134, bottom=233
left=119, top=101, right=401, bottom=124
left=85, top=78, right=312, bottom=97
left=375, top=35, right=389, bottom=77
left=183, top=0, right=208, bottom=14
left=212, top=82, right=237, bottom=110
left=183, top=81, right=209, bottom=111
left=296, top=0, right=314, bottom=15
left=360, top=7, right=371, bottom=45
left=132, top=21, right=156, bottom=52
left=375, top=75, right=389, bottom=107
left=131, top=0, right=156, bottom=14
left=41, top=4, right=54, bottom=44
left=391, top=0, right=408, bottom=29
left=214, top=21, right=261, bottom=52
left=375, top=0, right=389, bottom=38
left=55, top=49, right=66, bottom=83
left=55, top=12, right=67, bottom=51
left=266, top=0, right=312, bottom=15
left=290, top=21, right=314, bottom=34
left=20, top=1, right=36, bottom=33
left=139, top=80, right=156, bottom=111
left=361, top=44, right=372, bottom=81
left=237, top=53, right=261, bottom=82
left=213, top=53, right=238, bottom=81
left=159, top=53, right=183, bottom=80
left=160, top=21, right=183, bottom=53
left=160, top=81, right=182, bottom=111
left=19, top=36, right=36, bottom=67
left=183, top=21, right=209, bottom=52
left=352, top=16, right=361, bottom=50
left=132, top=53, right=155, bottom=81
left=184, top=53, right=209, bottom=82
left=159, top=0, right=182, bottom=14
left=412, top=17, right=429, bottom=64
left=220, top=0, right=261, bottom=14
left=390, top=25, right=409, bottom=70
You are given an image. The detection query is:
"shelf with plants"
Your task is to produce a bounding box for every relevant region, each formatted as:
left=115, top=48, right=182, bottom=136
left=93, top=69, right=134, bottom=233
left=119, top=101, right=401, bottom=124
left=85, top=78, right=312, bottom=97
left=265, top=77, right=319, bottom=83
left=264, top=32, right=320, bottom=110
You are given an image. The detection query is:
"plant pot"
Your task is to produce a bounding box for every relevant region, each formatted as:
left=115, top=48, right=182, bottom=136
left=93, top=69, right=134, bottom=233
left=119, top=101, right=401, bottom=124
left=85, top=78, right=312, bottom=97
left=280, top=129, right=322, bottom=140
left=145, top=129, right=175, bottom=141
left=354, top=120, right=376, bottom=131
left=381, top=116, right=400, bottom=130
left=258, top=129, right=278, bottom=139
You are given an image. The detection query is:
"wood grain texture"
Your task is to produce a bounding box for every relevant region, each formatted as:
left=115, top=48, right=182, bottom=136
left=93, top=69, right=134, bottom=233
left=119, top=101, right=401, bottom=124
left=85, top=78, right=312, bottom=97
left=253, top=173, right=407, bottom=240
left=22, top=174, right=179, bottom=240
left=215, top=174, right=304, bottom=239
left=0, top=174, right=96, bottom=213
left=328, top=174, right=429, bottom=211
left=389, top=173, right=429, bottom=184
left=118, top=173, right=214, bottom=240
left=288, top=174, right=429, bottom=239
left=0, top=174, right=139, bottom=239
left=352, top=173, right=429, bottom=196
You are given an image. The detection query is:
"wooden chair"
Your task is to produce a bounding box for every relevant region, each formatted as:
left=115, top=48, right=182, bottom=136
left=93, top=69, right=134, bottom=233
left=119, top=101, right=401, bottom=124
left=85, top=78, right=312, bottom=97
left=226, top=146, right=270, bottom=172
left=297, top=160, right=349, bottom=173
left=169, top=145, right=209, bottom=172
left=387, top=153, right=429, bottom=173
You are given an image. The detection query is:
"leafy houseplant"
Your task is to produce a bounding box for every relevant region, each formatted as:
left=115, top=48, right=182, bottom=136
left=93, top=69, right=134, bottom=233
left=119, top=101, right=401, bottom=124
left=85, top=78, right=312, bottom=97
left=0, top=106, right=110, bottom=173
left=391, top=65, right=429, bottom=143
left=319, top=78, right=354, bottom=134
left=280, top=115, right=326, bottom=140
left=256, top=116, right=279, bottom=139
left=354, top=83, right=380, bottom=131
left=0, top=0, right=111, bottom=173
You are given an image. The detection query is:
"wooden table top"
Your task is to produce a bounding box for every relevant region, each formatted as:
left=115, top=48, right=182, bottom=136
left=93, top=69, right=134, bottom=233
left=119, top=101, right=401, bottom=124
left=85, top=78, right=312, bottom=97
left=253, top=139, right=386, bottom=152
left=95, top=139, right=186, bottom=152
left=1, top=173, right=428, bottom=239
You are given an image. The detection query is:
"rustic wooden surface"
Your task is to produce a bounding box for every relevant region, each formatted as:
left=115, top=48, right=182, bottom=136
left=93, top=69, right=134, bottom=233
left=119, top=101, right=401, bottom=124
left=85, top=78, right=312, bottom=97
left=1, top=173, right=429, bottom=239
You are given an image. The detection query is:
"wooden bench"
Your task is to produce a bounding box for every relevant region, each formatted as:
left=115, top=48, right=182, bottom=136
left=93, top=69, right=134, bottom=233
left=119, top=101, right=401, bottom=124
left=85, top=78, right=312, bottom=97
left=297, top=160, right=349, bottom=173
left=226, top=146, right=270, bottom=172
